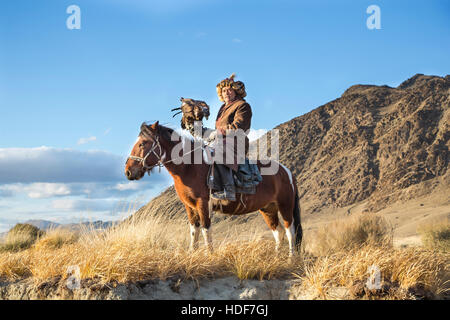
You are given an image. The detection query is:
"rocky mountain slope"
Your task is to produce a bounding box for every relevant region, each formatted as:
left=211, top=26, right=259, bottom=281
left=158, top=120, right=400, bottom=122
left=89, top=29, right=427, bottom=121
left=134, top=74, right=449, bottom=219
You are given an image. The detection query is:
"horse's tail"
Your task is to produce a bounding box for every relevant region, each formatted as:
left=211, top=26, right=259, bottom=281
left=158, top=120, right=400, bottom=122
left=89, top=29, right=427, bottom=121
left=293, top=184, right=303, bottom=252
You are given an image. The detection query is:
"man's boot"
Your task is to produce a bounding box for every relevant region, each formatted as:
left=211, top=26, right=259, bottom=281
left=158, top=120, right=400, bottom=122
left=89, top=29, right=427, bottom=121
left=211, top=184, right=236, bottom=201
left=211, top=165, right=236, bottom=201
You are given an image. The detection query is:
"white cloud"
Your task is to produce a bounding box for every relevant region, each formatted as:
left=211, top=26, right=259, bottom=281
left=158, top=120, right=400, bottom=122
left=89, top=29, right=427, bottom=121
left=0, top=176, right=171, bottom=200
left=0, top=188, right=13, bottom=197
left=0, top=183, right=72, bottom=199
left=51, top=198, right=120, bottom=212
left=232, top=38, right=243, bottom=43
left=0, top=173, right=173, bottom=233
left=28, top=183, right=71, bottom=198
left=77, top=136, right=97, bottom=145
left=0, top=146, right=124, bottom=183
left=113, top=181, right=141, bottom=191
left=50, top=199, right=75, bottom=210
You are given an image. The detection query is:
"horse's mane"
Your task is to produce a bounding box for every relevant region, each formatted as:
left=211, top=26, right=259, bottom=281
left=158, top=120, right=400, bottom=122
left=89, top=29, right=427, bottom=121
left=159, top=125, right=176, bottom=141
left=140, top=123, right=199, bottom=145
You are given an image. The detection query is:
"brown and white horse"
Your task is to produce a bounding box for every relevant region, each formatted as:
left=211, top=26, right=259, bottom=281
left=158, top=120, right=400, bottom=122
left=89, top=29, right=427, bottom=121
left=125, top=122, right=302, bottom=256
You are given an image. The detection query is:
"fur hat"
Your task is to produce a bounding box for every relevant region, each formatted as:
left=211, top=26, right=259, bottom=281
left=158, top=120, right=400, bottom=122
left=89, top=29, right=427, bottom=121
left=216, top=73, right=246, bottom=102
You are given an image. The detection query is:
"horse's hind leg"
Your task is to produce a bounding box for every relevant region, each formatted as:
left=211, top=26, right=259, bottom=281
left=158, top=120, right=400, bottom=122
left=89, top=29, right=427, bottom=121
left=272, top=224, right=285, bottom=252
left=278, top=203, right=296, bottom=257
left=284, top=222, right=296, bottom=257
left=197, top=198, right=213, bottom=252
left=259, top=207, right=284, bottom=252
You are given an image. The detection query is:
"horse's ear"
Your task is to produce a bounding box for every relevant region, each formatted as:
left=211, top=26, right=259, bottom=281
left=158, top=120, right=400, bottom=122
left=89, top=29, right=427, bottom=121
left=150, top=121, right=159, bottom=132
left=140, top=122, right=152, bottom=138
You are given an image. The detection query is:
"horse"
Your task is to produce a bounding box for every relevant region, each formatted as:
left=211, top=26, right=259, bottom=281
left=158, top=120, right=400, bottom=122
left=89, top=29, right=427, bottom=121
left=125, top=121, right=302, bottom=256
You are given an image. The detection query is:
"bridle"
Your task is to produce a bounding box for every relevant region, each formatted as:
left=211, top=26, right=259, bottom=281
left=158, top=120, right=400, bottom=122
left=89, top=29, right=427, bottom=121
left=126, top=136, right=165, bottom=174
left=126, top=134, right=206, bottom=175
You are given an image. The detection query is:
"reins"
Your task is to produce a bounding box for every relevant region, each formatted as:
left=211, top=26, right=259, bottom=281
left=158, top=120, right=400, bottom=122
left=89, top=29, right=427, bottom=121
left=127, top=135, right=205, bottom=175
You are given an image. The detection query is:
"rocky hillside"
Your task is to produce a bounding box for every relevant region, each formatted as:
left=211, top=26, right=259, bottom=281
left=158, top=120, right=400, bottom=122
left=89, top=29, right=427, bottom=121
left=134, top=74, right=449, bottom=219
left=133, top=186, right=185, bottom=220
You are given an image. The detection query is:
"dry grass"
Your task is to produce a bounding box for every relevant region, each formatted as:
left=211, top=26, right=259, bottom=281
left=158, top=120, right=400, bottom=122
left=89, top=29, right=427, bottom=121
left=418, top=218, right=450, bottom=252
left=0, top=213, right=301, bottom=284
left=33, top=228, right=79, bottom=250
left=0, top=211, right=447, bottom=299
left=0, top=223, right=44, bottom=253
left=294, top=245, right=449, bottom=299
left=295, top=213, right=449, bottom=299
left=306, top=212, right=393, bottom=256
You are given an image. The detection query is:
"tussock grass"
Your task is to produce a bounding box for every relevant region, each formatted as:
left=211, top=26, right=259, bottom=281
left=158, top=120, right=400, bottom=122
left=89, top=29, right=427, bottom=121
left=0, top=213, right=301, bottom=284
left=295, top=245, right=449, bottom=299
left=0, top=251, right=33, bottom=279
left=418, top=218, right=450, bottom=252
left=0, top=211, right=447, bottom=299
left=33, top=228, right=79, bottom=250
left=295, top=213, right=449, bottom=299
left=0, top=224, right=44, bottom=253
left=307, top=212, right=393, bottom=256
left=222, top=240, right=301, bottom=280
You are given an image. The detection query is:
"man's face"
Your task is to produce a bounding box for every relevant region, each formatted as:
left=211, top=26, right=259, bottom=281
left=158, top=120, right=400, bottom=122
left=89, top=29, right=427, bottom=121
left=222, top=86, right=236, bottom=104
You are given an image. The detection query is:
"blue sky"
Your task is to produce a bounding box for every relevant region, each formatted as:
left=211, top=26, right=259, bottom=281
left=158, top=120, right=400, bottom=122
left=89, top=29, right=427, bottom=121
left=0, top=0, right=449, bottom=232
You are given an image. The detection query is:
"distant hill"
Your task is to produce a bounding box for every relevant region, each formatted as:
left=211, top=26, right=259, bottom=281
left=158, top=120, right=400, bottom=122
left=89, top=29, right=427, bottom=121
left=132, top=74, right=449, bottom=219
left=0, top=219, right=116, bottom=240
left=23, top=220, right=61, bottom=230
left=20, top=219, right=114, bottom=232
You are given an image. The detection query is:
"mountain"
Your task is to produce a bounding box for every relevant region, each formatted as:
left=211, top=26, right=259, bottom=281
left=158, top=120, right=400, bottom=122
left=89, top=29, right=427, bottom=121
left=23, top=219, right=115, bottom=231
left=0, top=220, right=60, bottom=239
left=133, top=74, right=449, bottom=219
left=0, top=219, right=116, bottom=241
left=133, top=186, right=185, bottom=220
left=273, top=73, right=449, bottom=213
left=24, top=220, right=61, bottom=230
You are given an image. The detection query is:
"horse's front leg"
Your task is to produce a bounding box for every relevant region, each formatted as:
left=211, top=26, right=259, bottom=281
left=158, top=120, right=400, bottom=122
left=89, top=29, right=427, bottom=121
left=197, top=198, right=213, bottom=252
left=185, top=205, right=200, bottom=252
left=201, top=227, right=212, bottom=252
left=190, top=224, right=200, bottom=252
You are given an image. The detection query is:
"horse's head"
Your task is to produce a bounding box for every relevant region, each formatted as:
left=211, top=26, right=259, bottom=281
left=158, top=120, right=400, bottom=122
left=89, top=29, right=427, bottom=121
left=125, top=121, right=165, bottom=180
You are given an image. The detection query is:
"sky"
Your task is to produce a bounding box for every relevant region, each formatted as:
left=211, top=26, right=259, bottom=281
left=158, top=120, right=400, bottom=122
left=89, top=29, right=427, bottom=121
left=0, top=0, right=449, bottom=232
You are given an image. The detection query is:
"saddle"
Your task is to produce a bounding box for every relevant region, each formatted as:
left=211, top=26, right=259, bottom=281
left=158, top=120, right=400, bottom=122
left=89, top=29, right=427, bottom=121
left=207, top=158, right=263, bottom=195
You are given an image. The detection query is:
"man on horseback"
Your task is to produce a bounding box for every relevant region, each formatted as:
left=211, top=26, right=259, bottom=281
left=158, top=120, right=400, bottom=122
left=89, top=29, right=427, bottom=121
left=125, top=76, right=302, bottom=255
left=210, top=74, right=252, bottom=202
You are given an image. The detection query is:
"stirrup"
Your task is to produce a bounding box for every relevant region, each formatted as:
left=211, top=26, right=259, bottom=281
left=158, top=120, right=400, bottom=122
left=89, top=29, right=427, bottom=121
left=211, top=190, right=236, bottom=202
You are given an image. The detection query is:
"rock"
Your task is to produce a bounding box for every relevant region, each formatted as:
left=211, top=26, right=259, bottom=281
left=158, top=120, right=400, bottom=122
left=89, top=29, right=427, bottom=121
left=0, top=277, right=297, bottom=300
